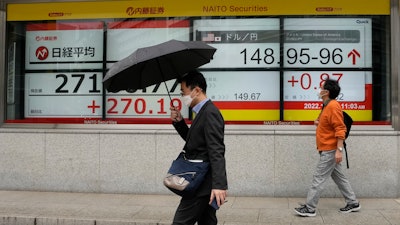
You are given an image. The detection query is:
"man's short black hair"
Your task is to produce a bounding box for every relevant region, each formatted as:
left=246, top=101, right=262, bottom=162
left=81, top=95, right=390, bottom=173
left=178, top=70, right=207, bottom=93
left=323, top=79, right=341, bottom=99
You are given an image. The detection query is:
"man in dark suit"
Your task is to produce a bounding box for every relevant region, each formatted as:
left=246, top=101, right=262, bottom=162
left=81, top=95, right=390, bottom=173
left=170, top=70, right=228, bottom=225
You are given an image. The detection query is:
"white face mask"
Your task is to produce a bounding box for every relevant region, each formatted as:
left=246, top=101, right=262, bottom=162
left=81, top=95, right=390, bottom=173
left=181, top=90, right=195, bottom=107
left=316, top=88, right=327, bottom=99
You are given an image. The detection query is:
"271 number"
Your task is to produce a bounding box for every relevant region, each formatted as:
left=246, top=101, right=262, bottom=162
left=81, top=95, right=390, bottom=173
left=55, top=74, right=100, bottom=93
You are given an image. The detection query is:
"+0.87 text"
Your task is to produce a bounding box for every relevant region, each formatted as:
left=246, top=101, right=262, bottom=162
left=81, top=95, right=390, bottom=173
left=287, top=72, right=343, bottom=90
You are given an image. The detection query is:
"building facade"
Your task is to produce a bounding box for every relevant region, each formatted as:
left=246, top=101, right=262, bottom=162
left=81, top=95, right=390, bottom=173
left=0, top=0, right=399, bottom=197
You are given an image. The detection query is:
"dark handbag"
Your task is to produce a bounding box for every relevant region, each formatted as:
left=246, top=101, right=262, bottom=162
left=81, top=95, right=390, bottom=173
left=163, top=152, right=209, bottom=196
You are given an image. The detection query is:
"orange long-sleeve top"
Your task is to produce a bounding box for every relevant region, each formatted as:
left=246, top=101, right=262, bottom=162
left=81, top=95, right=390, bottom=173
left=316, top=99, right=346, bottom=151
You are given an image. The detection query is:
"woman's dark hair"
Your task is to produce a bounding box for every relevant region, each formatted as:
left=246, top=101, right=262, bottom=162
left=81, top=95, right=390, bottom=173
left=323, top=79, right=341, bottom=99
left=178, top=70, right=207, bottom=93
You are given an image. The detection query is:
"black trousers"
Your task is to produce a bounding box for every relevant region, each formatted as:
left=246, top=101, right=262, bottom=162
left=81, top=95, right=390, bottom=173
left=172, top=195, right=217, bottom=225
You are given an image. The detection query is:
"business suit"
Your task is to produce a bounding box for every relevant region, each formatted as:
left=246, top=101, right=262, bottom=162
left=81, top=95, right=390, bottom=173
left=172, top=100, right=227, bottom=225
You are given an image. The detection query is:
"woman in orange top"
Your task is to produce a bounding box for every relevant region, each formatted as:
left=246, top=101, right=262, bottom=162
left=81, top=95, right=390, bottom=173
left=295, top=79, right=360, bottom=217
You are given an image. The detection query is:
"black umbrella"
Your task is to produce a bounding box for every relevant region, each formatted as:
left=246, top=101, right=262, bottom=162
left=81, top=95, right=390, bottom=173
left=102, top=39, right=217, bottom=100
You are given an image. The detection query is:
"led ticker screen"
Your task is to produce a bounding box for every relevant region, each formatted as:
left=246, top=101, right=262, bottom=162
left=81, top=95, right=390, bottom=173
left=24, top=22, right=104, bottom=119
left=21, top=17, right=375, bottom=124
left=194, top=19, right=280, bottom=69
left=24, top=20, right=191, bottom=121
left=194, top=19, right=281, bottom=121
left=104, top=80, right=188, bottom=119
left=25, top=72, right=103, bottom=117
left=204, top=71, right=280, bottom=121
left=283, top=71, right=372, bottom=121
left=282, top=18, right=372, bottom=122
left=25, top=22, right=104, bottom=70
left=105, top=20, right=190, bottom=119
left=283, top=18, right=372, bottom=68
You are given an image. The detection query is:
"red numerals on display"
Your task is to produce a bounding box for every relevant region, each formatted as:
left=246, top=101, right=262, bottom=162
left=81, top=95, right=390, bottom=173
left=106, top=98, right=182, bottom=115
left=287, top=72, right=343, bottom=90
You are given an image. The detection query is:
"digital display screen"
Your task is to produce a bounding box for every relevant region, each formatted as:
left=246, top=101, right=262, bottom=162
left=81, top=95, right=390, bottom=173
left=193, top=19, right=280, bottom=68
left=104, top=20, right=190, bottom=119
left=283, top=71, right=372, bottom=121
left=25, top=22, right=104, bottom=70
left=283, top=18, right=372, bottom=68
left=282, top=18, right=372, bottom=121
left=23, top=18, right=373, bottom=123
left=204, top=71, right=280, bottom=121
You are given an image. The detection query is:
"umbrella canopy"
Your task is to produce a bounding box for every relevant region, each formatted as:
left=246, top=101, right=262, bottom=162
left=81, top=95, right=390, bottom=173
left=102, top=39, right=217, bottom=93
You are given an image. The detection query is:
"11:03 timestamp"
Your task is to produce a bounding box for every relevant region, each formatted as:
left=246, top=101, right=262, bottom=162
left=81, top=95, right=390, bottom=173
left=303, top=102, right=366, bottom=110
left=341, top=103, right=366, bottom=110
left=234, top=92, right=261, bottom=100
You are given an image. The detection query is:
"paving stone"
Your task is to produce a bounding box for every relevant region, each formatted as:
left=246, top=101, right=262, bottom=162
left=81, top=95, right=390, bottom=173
left=0, top=191, right=399, bottom=225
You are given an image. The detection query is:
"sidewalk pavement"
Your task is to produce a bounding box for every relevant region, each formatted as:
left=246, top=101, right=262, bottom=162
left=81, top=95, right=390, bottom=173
left=0, top=191, right=399, bottom=225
